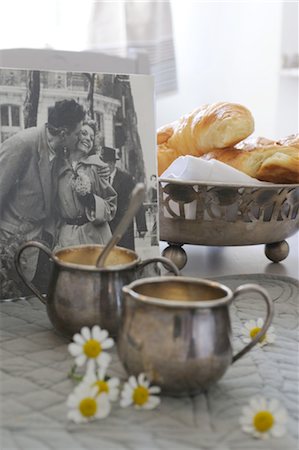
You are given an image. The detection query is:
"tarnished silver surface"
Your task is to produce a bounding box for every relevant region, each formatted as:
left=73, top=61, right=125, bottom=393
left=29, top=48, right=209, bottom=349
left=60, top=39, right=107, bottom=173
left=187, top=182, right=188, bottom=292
left=118, top=276, right=273, bottom=395
left=15, top=242, right=180, bottom=339
left=159, top=179, right=299, bottom=246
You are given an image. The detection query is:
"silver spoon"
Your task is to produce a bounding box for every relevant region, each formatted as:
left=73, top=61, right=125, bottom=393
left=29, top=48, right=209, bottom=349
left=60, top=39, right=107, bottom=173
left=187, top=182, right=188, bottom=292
left=96, top=183, right=146, bottom=268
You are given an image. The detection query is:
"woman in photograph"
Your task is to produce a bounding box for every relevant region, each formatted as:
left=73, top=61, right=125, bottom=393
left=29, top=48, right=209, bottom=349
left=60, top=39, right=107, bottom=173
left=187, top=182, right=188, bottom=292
left=55, top=119, right=117, bottom=248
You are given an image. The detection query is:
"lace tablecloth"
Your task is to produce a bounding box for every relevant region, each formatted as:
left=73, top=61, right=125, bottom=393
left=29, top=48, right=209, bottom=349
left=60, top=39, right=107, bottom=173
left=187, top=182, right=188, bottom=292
left=0, top=274, right=298, bottom=450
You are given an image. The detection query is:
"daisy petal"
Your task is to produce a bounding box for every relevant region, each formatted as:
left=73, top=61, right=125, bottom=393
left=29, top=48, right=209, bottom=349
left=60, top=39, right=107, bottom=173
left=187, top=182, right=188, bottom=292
left=259, top=397, right=267, bottom=410
left=95, top=394, right=111, bottom=419
left=149, top=386, right=161, bottom=394
left=66, top=394, right=77, bottom=408
left=262, top=433, right=270, bottom=440
left=97, top=366, right=106, bottom=380
left=142, top=395, right=160, bottom=410
left=97, top=352, right=111, bottom=368
left=101, top=338, right=114, bottom=349
left=75, top=354, right=87, bottom=367
left=68, top=343, right=82, bottom=357
left=253, top=430, right=267, bottom=439
left=271, top=424, right=287, bottom=438
left=91, top=326, right=104, bottom=341
left=97, top=329, right=109, bottom=342
left=138, top=373, right=149, bottom=387
left=246, top=320, right=257, bottom=330
left=90, top=385, right=99, bottom=397
left=108, top=377, right=120, bottom=388
left=240, top=416, right=252, bottom=425
left=257, top=318, right=264, bottom=328
left=86, top=358, right=96, bottom=372
left=128, top=376, right=138, bottom=388
left=68, top=410, right=85, bottom=424
left=108, top=388, right=119, bottom=401
left=81, top=327, right=91, bottom=341
left=73, top=333, right=85, bottom=345
left=138, top=373, right=145, bottom=384
left=121, top=381, right=131, bottom=392
left=250, top=397, right=265, bottom=411
left=274, top=410, right=288, bottom=423
left=85, top=363, right=97, bottom=378
left=120, top=397, right=133, bottom=408
left=122, top=388, right=133, bottom=400
left=240, top=327, right=249, bottom=335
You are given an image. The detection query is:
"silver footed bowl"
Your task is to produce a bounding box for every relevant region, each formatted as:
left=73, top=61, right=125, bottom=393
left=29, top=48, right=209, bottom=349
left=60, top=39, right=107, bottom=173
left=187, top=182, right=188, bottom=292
left=158, top=178, right=299, bottom=267
left=159, top=178, right=299, bottom=246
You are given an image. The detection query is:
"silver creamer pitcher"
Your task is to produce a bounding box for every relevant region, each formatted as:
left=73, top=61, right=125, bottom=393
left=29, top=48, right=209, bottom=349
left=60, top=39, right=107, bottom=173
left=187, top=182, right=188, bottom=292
left=15, top=241, right=180, bottom=339
left=118, top=276, right=274, bottom=395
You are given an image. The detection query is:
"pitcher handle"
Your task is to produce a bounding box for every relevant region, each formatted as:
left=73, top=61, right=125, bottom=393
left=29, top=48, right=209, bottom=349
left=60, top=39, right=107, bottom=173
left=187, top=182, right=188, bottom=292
left=14, top=240, right=54, bottom=305
left=138, top=256, right=180, bottom=276
left=232, top=283, right=274, bottom=363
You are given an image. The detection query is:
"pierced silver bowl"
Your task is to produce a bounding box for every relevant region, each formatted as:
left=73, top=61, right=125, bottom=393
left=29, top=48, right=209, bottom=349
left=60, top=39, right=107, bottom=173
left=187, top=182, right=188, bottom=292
left=159, top=178, right=299, bottom=269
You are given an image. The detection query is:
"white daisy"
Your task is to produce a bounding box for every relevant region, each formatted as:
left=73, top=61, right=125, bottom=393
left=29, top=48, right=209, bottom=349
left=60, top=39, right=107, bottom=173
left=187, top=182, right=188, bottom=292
left=240, top=318, right=276, bottom=347
left=68, top=326, right=114, bottom=371
left=67, top=384, right=111, bottom=423
left=81, top=365, right=120, bottom=402
left=240, top=397, right=288, bottom=439
left=120, top=373, right=161, bottom=410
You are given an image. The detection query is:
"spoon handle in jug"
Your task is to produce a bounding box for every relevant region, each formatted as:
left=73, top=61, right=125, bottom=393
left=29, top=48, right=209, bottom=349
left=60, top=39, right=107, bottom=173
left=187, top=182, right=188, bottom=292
left=96, top=183, right=145, bottom=268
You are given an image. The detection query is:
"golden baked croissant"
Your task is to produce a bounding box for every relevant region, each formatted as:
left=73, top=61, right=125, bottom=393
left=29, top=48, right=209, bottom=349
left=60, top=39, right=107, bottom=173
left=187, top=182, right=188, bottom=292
left=156, top=144, right=179, bottom=177
left=203, top=138, right=299, bottom=184
left=157, top=102, right=254, bottom=176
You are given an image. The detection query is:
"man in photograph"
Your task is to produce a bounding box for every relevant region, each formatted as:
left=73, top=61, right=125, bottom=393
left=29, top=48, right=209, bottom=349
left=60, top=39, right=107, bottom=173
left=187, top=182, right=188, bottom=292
left=101, top=146, right=147, bottom=251
left=0, top=99, right=85, bottom=288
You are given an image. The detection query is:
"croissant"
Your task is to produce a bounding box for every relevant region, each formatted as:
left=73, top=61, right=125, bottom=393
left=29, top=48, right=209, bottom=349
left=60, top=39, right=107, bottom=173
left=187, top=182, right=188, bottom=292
left=156, top=144, right=179, bottom=177
left=157, top=102, right=254, bottom=176
left=203, top=138, right=299, bottom=184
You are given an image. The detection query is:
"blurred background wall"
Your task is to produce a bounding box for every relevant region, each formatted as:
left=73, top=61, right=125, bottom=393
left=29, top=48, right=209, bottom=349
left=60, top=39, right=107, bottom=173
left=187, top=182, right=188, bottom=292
left=0, top=1, right=298, bottom=140
left=157, top=1, right=298, bottom=140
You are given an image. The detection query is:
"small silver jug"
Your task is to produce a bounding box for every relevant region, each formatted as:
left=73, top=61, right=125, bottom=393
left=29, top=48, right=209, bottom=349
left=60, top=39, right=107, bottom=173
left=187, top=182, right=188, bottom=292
left=15, top=242, right=179, bottom=339
left=118, top=276, right=274, bottom=395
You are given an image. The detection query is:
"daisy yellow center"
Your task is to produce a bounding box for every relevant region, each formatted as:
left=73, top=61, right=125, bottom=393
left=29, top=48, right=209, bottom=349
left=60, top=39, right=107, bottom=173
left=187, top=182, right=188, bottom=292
left=83, top=339, right=102, bottom=358
left=253, top=411, right=274, bottom=432
left=79, top=397, right=97, bottom=418
left=250, top=327, right=265, bottom=343
left=94, top=380, right=109, bottom=394
left=133, top=386, right=149, bottom=406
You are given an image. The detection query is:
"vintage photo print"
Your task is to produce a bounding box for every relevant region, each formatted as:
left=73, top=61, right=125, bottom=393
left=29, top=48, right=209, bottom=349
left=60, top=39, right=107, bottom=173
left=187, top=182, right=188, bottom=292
left=0, top=68, right=158, bottom=300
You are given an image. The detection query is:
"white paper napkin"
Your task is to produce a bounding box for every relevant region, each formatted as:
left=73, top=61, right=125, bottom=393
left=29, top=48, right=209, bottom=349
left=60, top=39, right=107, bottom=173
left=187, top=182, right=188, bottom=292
left=160, top=155, right=272, bottom=185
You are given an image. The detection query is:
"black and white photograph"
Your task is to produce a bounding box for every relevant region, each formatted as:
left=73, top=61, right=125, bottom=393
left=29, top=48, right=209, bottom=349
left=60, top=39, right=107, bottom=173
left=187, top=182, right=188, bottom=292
left=0, top=68, right=157, bottom=300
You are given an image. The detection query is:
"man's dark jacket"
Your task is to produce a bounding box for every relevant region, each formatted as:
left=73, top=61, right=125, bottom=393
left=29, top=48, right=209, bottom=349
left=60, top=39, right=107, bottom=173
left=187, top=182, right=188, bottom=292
left=110, top=168, right=147, bottom=250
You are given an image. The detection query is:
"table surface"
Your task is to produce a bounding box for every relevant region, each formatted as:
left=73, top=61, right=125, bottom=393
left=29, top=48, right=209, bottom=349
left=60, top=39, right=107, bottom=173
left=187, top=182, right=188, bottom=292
left=1, top=272, right=298, bottom=450
left=160, top=233, right=299, bottom=280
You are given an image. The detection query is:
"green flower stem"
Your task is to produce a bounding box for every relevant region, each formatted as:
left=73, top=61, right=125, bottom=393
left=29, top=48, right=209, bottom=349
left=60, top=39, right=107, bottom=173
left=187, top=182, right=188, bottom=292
left=68, top=364, right=84, bottom=382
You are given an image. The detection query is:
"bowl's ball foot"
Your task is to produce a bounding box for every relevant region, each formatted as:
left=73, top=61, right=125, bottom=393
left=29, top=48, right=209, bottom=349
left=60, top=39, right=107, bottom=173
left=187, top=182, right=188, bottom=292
left=265, top=240, right=290, bottom=263
left=162, top=244, right=188, bottom=270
